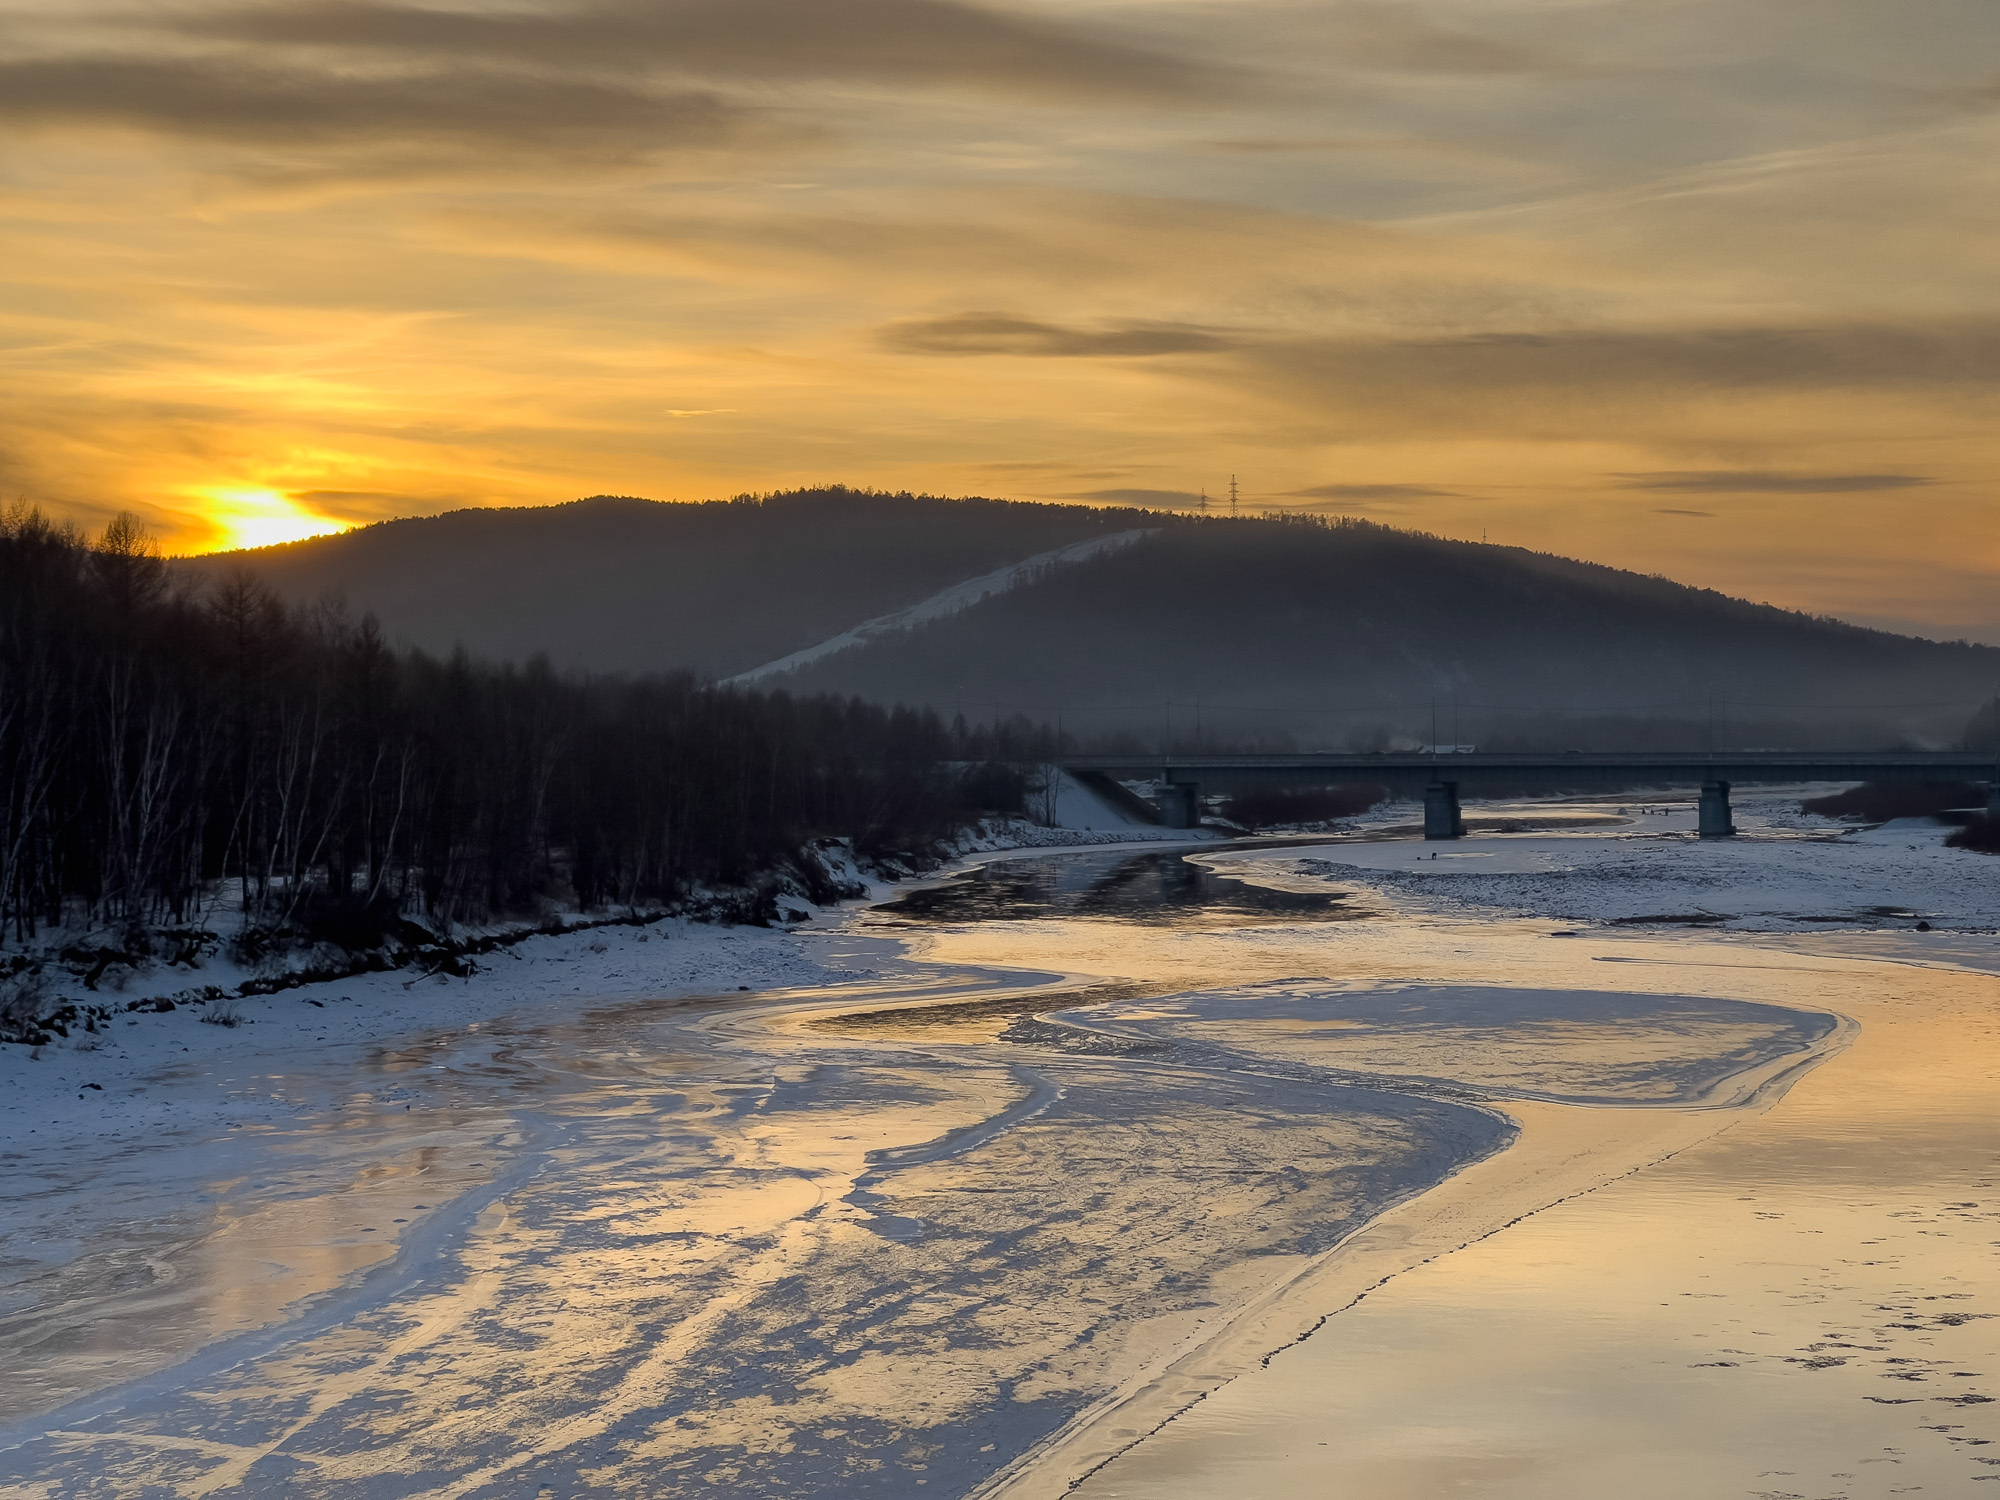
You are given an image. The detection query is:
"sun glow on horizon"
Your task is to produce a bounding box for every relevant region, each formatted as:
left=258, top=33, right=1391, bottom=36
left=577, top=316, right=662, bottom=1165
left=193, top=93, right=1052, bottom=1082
left=187, top=488, right=348, bottom=553
left=7, top=0, right=1999, bottom=630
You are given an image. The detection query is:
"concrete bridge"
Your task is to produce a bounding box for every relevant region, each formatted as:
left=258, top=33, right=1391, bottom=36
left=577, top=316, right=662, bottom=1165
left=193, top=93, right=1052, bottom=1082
left=1061, top=751, right=2000, bottom=839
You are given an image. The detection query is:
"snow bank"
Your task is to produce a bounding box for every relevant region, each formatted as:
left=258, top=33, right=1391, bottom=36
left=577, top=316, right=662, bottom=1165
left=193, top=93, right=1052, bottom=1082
left=0, top=913, right=902, bottom=1160
left=951, top=814, right=1213, bottom=850
left=1207, top=786, right=1998, bottom=931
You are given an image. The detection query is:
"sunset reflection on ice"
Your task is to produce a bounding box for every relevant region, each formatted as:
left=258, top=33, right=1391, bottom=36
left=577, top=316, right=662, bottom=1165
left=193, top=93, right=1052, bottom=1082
left=7, top=825, right=1986, bottom=1498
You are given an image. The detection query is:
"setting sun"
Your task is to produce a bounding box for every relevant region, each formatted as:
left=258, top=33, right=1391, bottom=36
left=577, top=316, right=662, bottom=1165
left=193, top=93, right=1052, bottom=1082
left=189, top=488, right=347, bottom=553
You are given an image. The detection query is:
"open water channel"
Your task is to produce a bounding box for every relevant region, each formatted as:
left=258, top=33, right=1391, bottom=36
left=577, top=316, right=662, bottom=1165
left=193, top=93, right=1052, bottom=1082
left=2, top=831, right=1996, bottom=1498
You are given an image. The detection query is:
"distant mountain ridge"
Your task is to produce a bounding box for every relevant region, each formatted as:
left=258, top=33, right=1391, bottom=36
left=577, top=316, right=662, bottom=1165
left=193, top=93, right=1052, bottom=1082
left=186, top=491, right=2000, bottom=749
left=756, top=511, right=2000, bottom=750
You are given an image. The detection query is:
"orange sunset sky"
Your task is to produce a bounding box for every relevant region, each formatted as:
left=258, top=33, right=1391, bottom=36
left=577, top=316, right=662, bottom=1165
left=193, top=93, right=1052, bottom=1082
left=3, top=0, right=1998, bottom=639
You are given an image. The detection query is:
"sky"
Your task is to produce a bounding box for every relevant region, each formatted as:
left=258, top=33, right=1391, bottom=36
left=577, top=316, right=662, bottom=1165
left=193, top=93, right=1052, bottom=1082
left=2, top=0, right=1998, bottom=639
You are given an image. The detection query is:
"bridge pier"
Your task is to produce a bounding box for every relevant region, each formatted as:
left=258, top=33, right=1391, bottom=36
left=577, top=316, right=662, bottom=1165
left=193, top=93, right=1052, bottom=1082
left=1062, top=753, right=1999, bottom=832
left=1699, top=780, right=1735, bottom=838
left=1159, top=781, right=1201, bottom=829
left=1424, top=782, right=1464, bottom=840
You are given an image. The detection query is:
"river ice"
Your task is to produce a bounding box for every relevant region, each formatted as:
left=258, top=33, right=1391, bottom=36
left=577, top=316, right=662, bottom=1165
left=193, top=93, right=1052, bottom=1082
left=1, top=788, right=1987, bottom=1497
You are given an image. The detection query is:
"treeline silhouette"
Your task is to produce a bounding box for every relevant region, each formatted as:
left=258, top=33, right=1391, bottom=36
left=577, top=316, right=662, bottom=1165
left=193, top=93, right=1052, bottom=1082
left=1, top=507, right=1027, bottom=950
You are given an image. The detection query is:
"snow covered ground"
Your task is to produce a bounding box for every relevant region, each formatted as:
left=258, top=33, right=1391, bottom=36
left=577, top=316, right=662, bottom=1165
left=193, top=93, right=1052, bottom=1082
left=0, top=834, right=1500, bottom=1494
left=0, top=825, right=1190, bottom=1160
left=0, top=823, right=1186, bottom=1106
left=1205, top=784, right=1997, bottom=932
left=723, top=529, right=1154, bottom=685
left=5, top=785, right=1996, bottom=1496
left=0, top=915, right=907, bottom=1162
left=11, top=784, right=1971, bottom=1175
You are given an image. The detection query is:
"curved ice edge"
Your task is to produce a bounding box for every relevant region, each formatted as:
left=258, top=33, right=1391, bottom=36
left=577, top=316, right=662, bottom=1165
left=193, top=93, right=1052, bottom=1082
left=867, top=1064, right=1062, bottom=1173
left=1218, top=1016, right=1857, bottom=1387
left=0, top=948, right=1850, bottom=1488
left=843, top=1064, right=1063, bottom=1239
left=965, top=1002, right=1858, bottom=1500
left=1046, top=993, right=1842, bottom=1112
left=0, top=965, right=1078, bottom=1459
left=0, top=1108, right=576, bottom=1453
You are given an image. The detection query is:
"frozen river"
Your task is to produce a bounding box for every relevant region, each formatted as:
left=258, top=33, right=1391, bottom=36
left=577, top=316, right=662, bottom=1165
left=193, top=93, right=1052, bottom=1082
left=3, top=796, right=1997, bottom=1497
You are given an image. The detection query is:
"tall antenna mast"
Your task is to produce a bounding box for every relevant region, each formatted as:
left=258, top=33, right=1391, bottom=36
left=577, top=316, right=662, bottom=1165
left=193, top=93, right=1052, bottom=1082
left=1229, top=474, right=1239, bottom=514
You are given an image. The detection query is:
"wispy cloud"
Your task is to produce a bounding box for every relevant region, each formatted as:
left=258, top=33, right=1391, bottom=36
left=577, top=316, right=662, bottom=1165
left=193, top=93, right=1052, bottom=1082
left=1249, top=324, right=2000, bottom=402
left=1288, top=483, right=1456, bottom=500
left=1310, top=2, right=1573, bottom=77
left=188, top=0, right=1237, bottom=104
left=0, top=56, right=774, bottom=161
left=0, top=0, right=1235, bottom=178
left=1617, top=471, right=1936, bottom=493
left=882, top=313, right=1236, bottom=357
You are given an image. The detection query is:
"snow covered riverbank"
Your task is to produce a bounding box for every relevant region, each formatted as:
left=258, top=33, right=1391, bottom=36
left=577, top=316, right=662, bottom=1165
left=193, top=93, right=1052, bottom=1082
left=0, top=914, right=898, bottom=1157
left=6, top=795, right=1994, bottom=1498
left=1205, top=785, right=1999, bottom=932
left=0, top=820, right=1195, bottom=1098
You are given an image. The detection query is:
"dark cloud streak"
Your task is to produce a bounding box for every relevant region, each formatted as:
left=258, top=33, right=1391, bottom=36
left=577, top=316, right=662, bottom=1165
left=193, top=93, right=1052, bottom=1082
left=0, top=0, right=1234, bottom=169
left=882, top=312, right=1236, bottom=357
left=887, top=313, right=2000, bottom=436
left=1288, top=482, right=1455, bottom=499
left=0, top=55, right=772, bottom=157
left=1619, top=471, right=1935, bottom=493
left=1248, top=324, right=2000, bottom=397
left=1207, top=322, right=2000, bottom=436
left=187, top=0, right=1236, bottom=104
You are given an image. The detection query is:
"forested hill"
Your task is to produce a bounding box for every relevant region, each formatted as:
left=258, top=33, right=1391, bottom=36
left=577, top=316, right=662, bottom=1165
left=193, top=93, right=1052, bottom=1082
left=178, top=490, right=1147, bottom=678
left=764, top=515, right=2000, bottom=750
left=185, top=492, right=2000, bottom=748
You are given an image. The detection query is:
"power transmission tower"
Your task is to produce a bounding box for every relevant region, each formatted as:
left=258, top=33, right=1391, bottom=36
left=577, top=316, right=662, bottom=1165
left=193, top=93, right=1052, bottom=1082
left=1229, top=475, right=1239, bottom=514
